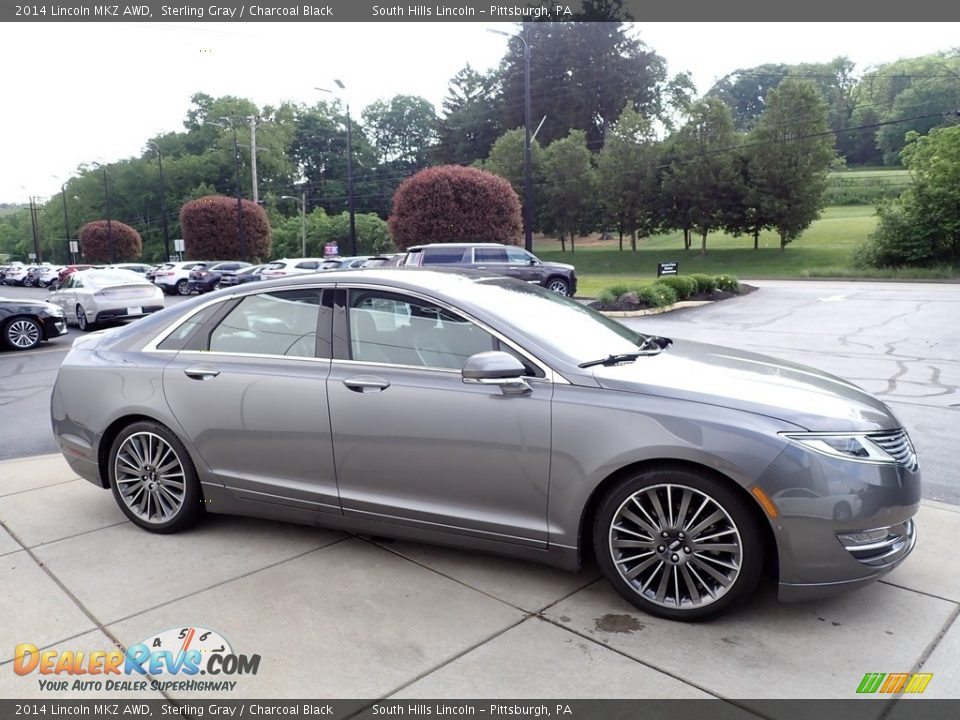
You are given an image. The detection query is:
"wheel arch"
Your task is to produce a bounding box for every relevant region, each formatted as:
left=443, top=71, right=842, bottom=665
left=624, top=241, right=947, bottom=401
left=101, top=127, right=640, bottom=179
left=96, top=413, right=175, bottom=488
left=577, top=458, right=779, bottom=577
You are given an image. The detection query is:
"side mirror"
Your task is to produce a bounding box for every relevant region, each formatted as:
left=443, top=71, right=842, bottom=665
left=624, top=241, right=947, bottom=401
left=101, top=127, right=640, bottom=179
left=528, top=258, right=537, bottom=265
left=462, top=351, right=531, bottom=395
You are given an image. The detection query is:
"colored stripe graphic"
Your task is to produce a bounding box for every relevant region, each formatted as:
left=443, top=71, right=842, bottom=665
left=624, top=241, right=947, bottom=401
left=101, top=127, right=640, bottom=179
left=857, top=673, right=886, bottom=693
left=880, top=673, right=909, bottom=694
left=904, top=673, right=933, bottom=694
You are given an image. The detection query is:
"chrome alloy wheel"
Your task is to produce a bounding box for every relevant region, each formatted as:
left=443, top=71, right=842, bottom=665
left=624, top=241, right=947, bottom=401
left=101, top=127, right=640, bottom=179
left=609, top=483, right=743, bottom=610
left=113, top=432, right=186, bottom=524
left=6, top=318, right=41, bottom=349
left=547, top=278, right=570, bottom=295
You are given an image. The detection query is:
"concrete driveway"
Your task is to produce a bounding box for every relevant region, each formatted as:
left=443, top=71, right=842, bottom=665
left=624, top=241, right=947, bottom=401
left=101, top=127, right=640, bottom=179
left=2, top=454, right=958, bottom=708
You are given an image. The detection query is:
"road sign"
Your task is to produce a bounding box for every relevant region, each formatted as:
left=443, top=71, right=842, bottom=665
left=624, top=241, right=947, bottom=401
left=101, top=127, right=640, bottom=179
left=69, top=241, right=79, bottom=253
left=658, top=262, right=678, bottom=277
left=173, top=239, right=185, bottom=252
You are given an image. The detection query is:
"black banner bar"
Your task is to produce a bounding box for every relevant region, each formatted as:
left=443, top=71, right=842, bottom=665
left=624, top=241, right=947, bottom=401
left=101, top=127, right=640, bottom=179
left=3, top=700, right=960, bottom=720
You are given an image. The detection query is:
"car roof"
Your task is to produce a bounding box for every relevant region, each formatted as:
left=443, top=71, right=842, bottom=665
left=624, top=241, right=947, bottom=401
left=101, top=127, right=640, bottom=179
left=407, top=243, right=507, bottom=250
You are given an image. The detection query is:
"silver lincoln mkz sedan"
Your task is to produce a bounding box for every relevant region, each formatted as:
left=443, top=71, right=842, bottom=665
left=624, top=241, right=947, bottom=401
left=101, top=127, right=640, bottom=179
left=51, top=269, right=919, bottom=620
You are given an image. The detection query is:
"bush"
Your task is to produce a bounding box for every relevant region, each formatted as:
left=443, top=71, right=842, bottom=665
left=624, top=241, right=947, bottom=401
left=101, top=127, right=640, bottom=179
left=389, top=165, right=523, bottom=250
left=655, top=275, right=698, bottom=299
left=180, top=195, right=272, bottom=260
left=641, top=283, right=679, bottom=308
left=689, top=274, right=718, bottom=293
left=606, top=282, right=632, bottom=298
left=597, top=288, right=617, bottom=305
left=715, top=274, right=741, bottom=293
left=78, top=220, right=142, bottom=263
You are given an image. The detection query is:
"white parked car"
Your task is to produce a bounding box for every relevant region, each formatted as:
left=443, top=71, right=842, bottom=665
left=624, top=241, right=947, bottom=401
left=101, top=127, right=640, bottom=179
left=36, top=265, right=65, bottom=288
left=48, top=269, right=165, bottom=331
left=259, top=258, right=324, bottom=280
left=2, top=265, right=31, bottom=286
left=150, top=261, right=210, bottom=295
left=107, top=263, right=153, bottom=275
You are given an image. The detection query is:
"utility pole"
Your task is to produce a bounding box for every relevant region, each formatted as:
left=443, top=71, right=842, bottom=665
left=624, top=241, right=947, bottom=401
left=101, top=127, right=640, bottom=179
left=249, top=115, right=259, bottom=204
left=60, top=185, right=71, bottom=264
left=220, top=117, right=246, bottom=262
left=28, top=197, right=42, bottom=263
left=147, top=143, right=171, bottom=261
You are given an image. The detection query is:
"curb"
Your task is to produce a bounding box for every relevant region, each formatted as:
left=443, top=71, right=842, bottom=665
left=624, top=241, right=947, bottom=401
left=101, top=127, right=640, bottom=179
left=599, top=300, right=713, bottom=318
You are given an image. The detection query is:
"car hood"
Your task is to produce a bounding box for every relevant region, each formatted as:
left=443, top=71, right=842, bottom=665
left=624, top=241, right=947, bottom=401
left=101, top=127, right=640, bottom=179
left=590, top=339, right=899, bottom=432
left=542, top=261, right=575, bottom=272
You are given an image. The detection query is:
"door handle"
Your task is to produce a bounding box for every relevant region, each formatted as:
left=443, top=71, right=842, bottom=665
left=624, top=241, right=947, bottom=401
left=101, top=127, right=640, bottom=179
left=343, top=375, right=390, bottom=393
left=184, top=365, right=221, bottom=380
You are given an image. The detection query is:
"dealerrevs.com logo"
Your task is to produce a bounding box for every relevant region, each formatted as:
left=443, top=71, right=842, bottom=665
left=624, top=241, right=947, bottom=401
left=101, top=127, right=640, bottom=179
left=13, top=626, right=260, bottom=693
left=856, top=672, right=933, bottom=694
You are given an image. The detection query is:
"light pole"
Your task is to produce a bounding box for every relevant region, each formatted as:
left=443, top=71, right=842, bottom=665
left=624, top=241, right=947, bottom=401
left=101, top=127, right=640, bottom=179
left=206, top=117, right=247, bottom=261
left=317, top=82, right=357, bottom=255
left=91, top=161, right=115, bottom=263
left=146, top=142, right=172, bottom=261
left=58, top=181, right=72, bottom=264
left=280, top=193, right=307, bottom=257
left=488, top=27, right=534, bottom=253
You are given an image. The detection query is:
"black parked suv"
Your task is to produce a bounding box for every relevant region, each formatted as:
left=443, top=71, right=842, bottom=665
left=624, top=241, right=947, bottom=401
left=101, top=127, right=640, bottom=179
left=402, top=243, right=577, bottom=296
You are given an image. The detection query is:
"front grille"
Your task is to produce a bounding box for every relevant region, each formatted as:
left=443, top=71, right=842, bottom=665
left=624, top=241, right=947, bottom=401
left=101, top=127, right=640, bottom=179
left=868, top=429, right=919, bottom=472
left=839, top=520, right=916, bottom=568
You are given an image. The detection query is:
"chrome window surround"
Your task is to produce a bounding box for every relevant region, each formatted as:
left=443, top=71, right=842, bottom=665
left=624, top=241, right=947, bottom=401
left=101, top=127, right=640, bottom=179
left=141, top=282, right=569, bottom=384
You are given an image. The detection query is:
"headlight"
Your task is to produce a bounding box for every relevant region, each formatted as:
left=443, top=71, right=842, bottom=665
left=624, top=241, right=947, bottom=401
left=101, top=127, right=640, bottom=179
left=782, top=433, right=896, bottom=463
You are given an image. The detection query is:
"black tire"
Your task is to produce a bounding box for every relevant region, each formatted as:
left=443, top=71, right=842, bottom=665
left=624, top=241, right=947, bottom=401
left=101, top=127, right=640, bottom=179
left=3, top=316, right=44, bottom=351
left=593, top=467, right=763, bottom=622
left=107, top=420, right=204, bottom=533
left=75, top=304, right=95, bottom=332
left=175, top=279, right=190, bottom=296
left=545, top=276, right=570, bottom=296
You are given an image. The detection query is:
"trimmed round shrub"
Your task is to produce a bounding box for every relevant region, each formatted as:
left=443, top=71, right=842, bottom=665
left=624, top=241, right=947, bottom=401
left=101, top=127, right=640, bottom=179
left=689, top=274, right=718, bottom=293
left=78, top=220, right=142, bottom=263
left=389, top=165, right=523, bottom=250
left=655, top=275, right=698, bottom=300
left=640, top=283, right=679, bottom=308
left=180, top=195, right=272, bottom=260
left=715, top=274, right=741, bottom=293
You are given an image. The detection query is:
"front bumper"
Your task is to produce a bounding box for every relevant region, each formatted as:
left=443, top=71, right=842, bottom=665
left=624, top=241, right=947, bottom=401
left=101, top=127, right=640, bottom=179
left=756, top=440, right=920, bottom=599
left=41, top=315, right=68, bottom=338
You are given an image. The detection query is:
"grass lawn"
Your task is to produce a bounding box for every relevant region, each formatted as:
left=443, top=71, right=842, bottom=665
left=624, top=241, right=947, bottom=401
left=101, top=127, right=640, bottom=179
left=534, top=206, right=957, bottom=296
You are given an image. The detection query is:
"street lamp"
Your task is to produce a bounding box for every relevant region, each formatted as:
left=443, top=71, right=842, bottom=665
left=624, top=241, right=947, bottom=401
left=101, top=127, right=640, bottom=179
left=280, top=193, right=307, bottom=257
left=205, top=117, right=247, bottom=262
left=146, top=142, right=172, bottom=261
left=488, top=27, right=534, bottom=253
left=317, top=82, right=357, bottom=256
left=90, top=161, right=115, bottom=263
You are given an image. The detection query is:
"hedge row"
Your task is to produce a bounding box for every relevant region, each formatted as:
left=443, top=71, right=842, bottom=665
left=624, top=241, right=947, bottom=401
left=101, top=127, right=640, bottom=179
left=597, top=274, right=741, bottom=309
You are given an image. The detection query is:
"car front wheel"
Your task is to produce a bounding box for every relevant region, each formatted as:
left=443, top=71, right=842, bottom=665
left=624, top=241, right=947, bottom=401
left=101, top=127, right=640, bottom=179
left=108, top=421, right=204, bottom=533
left=175, top=279, right=190, bottom=295
left=3, top=316, right=43, bottom=350
left=75, top=304, right=95, bottom=331
left=546, top=277, right=571, bottom=296
left=593, top=467, right=763, bottom=621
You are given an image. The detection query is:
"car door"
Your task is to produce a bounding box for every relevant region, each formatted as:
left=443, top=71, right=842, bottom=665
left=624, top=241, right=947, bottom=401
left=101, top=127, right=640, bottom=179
left=51, top=274, right=78, bottom=320
left=161, top=287, right=340, bottom=513
left=326, top=286, right=553, bottom=547
left=504, top=246, right=543, bottom=283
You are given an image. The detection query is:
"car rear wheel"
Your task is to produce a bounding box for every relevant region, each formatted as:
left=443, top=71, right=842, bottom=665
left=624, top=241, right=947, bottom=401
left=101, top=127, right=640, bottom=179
left=593, top=467, right=763, bottom=621
left=175, top=279, right=190, bottom=295
left=3, top=317, right=43, bottom=350
left=108, top=421, right=204, bottom=533
left=546, top=277, right=570, bottom=296
left=75, top=304, right=95, bottom=332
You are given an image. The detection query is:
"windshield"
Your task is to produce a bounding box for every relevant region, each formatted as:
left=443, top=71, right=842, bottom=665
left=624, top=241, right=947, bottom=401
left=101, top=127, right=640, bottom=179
left=463, top=278, right=648, bottom=364
left=83, top=270, right=150, bottom=287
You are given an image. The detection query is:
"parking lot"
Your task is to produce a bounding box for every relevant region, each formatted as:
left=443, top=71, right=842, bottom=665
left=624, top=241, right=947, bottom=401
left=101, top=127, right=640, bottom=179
left=1, top=278, right=959, bottom=706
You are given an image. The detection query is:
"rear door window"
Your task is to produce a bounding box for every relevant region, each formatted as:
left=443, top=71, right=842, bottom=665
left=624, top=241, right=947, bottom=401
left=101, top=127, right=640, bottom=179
left=420, top=247, right=468, bottom=264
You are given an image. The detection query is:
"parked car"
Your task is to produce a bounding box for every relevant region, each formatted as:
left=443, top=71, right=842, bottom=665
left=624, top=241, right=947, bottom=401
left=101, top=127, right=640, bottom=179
left=187, top=262, right=252, bottom=293
left=151, top=261, right=210, bottom=295
left=36, top=265, right=65, bottom=288
left=360, top=254, right=404, bottom=268
left=0, top=296, right=68, bottom=350
left=108, top=263, right=154, bottom=275
left=259, top=258, right=324, bottom=280
left=217, top=264, right=267, bottom=288
left=51, top=269, right=919, bottom=621
left=403, top=243, right=578, bottom=296
left=48, top=268, right=165, bottom=331
left=23, top=264, right=53, bottom=287
left=2, top=265, right=30, bottom=286
left=320, top=256, right=371, bottom=271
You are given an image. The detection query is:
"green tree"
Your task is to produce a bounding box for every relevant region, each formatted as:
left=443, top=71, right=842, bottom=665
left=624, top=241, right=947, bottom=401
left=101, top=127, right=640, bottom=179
left=750, top=79, right=836, bottom=250
left=435, top=65, right=504, bottom=165
left=362, top=95, right=438, bottom=171
left=859, top=125, right=960, bottom=266
left=596, top=106, right=661, bottom=251
left=540, top=130, right=596, bottom=253
left=661, top=99, right=739, bottom=255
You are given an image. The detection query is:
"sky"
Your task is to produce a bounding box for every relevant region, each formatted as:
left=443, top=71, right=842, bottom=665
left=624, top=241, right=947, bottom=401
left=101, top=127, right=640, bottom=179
left=1, top=21, right=957, bottom=203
